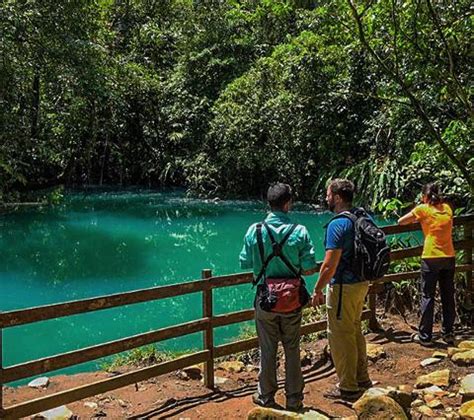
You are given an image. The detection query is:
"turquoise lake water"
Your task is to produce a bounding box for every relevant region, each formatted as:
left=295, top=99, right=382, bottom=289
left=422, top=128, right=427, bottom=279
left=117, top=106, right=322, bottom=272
left=0, top=190, right=398, bottom=384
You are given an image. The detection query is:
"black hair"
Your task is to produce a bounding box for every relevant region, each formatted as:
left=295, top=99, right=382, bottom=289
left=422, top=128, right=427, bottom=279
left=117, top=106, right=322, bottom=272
left=422, top=182, right=443, bottom=205
left=328, top=178, right=355, bottom=203
left=267, top=183, right=293, bottom=209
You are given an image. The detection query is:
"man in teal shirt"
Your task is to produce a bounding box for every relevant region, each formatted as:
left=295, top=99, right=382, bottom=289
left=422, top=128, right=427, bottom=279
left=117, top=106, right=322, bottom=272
left=240, top=183, right=318, bottom=411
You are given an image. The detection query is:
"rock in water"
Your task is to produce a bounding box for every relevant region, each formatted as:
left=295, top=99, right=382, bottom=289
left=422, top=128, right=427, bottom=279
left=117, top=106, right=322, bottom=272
left=28, top=377, right=50, bottom=389
left=452, top=349, right=474, bottom=366
left=33, top=405, right=74, bottom=419
left=353, top=394, right=408, bottom=420
left=459, top=400, right=474, bottom=419
left=460, top=374, right=474, bottom=402
left=247, top=407, right=329, bottom=420
left=366, top=343, right=386, bottom=361
left=415, top=369, right=450, bottom=388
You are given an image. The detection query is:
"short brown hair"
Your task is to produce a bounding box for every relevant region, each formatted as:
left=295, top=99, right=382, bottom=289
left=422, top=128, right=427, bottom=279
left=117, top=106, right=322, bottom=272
left=328, top=178, right=355, bottom=203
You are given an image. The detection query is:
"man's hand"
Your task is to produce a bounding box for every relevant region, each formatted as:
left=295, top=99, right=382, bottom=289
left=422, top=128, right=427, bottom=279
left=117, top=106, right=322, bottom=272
left=312, top=290, right=325, bottom=307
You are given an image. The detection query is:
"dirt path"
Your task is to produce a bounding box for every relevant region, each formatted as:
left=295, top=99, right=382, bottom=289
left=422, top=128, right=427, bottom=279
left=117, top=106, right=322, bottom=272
left=5, top=316, right=473, bottom=419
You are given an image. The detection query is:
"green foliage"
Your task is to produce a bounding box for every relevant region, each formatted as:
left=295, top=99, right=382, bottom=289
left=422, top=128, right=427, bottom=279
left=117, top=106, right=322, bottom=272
left=100, top=344, right=190, bottom=372
left=376, top=198, right=411, bottom=219
left=1, top=0, right=471, bottom=207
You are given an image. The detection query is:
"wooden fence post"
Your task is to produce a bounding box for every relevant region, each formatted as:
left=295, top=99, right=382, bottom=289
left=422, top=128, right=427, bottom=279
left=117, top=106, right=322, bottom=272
left=465, top=222, right=473, bottom=308
left=202, top=269, right=214, bottom=389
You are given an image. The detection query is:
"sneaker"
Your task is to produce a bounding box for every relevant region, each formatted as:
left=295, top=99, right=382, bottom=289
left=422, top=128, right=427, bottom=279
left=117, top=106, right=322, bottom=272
left=324, top=388, right=363, bottom=402
left=442, top=333, right=455, bottom=345
left=252, top=392, right=278, bottom=408
left=412, top=333, right=434, bottom=347
left=286, top=400, right=303, bottom=412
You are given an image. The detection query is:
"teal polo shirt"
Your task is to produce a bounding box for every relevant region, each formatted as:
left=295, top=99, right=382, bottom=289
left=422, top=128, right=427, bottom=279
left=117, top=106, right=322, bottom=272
left=239, top=211, right=317, bottom=279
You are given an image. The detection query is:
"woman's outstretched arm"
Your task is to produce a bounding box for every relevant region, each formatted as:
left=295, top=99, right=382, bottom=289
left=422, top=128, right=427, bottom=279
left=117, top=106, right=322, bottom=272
left=398, top=211, right=417, bottom=225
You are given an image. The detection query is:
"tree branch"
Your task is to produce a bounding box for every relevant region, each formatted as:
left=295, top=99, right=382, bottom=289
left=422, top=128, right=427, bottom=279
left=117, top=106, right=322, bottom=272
left=346, top=0, right=473, bottom=191
left=425, top=0, right=473, bottom=117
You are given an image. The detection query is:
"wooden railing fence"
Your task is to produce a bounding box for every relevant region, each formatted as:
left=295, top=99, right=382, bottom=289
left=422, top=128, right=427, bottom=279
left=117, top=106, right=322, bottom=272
left=0, top=214, right=472, bottom=419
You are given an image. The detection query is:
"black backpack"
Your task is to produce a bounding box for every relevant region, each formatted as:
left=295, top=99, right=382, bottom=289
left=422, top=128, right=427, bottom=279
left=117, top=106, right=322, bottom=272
left=328, top=208, right=390, bottom=318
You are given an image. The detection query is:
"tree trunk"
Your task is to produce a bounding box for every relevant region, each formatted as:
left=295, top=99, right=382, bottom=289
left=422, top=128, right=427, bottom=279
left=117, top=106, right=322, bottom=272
left=30, top=67, right=40, bottom=140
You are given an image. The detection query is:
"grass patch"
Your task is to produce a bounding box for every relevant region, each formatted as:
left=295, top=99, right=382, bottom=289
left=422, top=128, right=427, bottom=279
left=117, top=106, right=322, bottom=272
left=100, top=345, right=194, bottom=372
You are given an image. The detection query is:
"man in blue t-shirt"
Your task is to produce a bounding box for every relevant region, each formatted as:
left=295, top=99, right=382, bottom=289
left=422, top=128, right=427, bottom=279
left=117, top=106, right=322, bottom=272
left=311, top=179, right=372, bottom=401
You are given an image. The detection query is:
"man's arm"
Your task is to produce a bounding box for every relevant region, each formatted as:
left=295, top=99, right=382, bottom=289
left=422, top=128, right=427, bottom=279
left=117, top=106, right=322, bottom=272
left=312, top=249, right=342, bottom=306
left=239, top=225, right=255, bottom=269
left=298, top=226, right=318, bottom=275
left=302, top=263, right=321, bottom=276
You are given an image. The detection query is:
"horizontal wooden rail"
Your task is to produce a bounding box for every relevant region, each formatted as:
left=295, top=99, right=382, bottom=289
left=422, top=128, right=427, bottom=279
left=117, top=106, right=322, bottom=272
left=209, top=273, right=253, bottom=288
left=2, top=351, right=210, bottom=420
left=381, top=214, right=474, bottom=235
left=0, top=281, right=209, bottom=329
left=0, top=272, right=255, bottom=329
left=371, top=264, right=473, bottom=286
left=2, top=318, right=209, bottom=384
left=3, top=308, right=261, bottom=383
left=214, top=309, right=371, bottom=358
left=212, top=309, right=255, bottom=328
left=390, top=238, right=473, bottom=261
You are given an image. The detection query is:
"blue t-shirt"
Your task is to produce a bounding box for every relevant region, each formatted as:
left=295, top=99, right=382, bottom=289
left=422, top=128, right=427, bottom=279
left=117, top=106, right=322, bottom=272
left=325, top=215, right=360, bottom=285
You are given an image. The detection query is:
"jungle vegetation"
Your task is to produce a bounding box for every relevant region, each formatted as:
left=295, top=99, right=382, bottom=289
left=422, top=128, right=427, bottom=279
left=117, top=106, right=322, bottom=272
left=1, top=0, right=472, bottom=208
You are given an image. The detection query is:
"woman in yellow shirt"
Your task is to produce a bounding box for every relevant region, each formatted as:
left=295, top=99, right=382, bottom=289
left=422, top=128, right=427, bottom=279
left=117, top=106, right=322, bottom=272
left=398, top=183, right=456, bottom=346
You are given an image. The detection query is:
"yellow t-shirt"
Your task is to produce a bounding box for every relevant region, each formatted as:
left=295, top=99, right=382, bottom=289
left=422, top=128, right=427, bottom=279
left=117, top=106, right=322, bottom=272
left=412, top=203, right=455, bottom=259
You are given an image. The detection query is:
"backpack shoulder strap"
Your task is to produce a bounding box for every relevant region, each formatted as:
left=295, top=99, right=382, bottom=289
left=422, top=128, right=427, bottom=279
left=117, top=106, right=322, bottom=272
left=253, top=222, right=274, bottom=286
left=336, top=210, right=358, bottom=224
left=262, top=222, right=302, bottom=280
left=324, top=211, right=358, bottom=229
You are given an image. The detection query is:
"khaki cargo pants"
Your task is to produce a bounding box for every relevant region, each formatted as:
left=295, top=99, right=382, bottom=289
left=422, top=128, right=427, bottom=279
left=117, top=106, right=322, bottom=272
left=327, top=281, right=370, bottom=392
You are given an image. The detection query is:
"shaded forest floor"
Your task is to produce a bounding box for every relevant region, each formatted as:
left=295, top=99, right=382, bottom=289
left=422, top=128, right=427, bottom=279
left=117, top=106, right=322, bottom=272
left=6, top=315, right=473, bottom=419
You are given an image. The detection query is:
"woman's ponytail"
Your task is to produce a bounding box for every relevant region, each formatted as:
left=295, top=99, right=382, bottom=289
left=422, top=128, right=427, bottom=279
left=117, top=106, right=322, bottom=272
left=422, top=182, right=443, bottom=205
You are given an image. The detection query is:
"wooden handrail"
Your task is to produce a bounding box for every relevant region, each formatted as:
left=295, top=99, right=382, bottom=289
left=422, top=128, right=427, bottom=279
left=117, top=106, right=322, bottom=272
left=2, top=351, right=211, bottom=420
left=381, top=213, right=474, bottom=235
left=390, top=238, right=473, bottom=261
left=0, top=215, right=472, bottom=419
left=2, top=318, right=209, bottom=384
